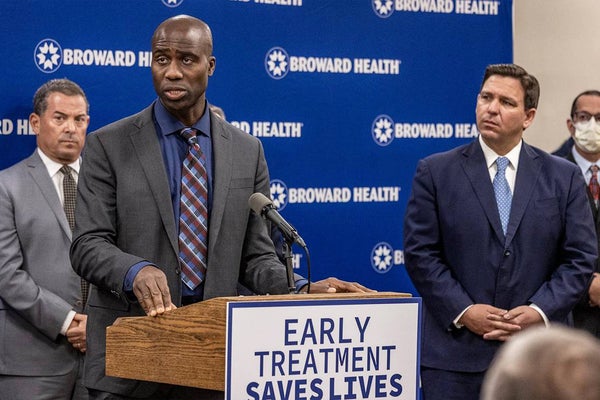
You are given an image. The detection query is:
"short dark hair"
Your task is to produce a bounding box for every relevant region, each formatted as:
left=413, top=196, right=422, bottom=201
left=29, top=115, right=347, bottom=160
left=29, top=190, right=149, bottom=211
left=480, top=64, right=540, bottom=110
left=32, top=78, right=89, bottom=116
left=570, top=90, right=600, bottom=118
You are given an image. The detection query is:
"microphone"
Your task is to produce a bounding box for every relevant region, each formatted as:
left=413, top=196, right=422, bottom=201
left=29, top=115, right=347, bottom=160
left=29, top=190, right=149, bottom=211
left=248, top=192, right=306, bottom=248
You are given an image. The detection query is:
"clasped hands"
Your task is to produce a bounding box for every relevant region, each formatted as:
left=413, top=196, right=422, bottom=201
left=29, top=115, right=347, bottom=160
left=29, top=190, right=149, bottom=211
left=133, top=266, right=375, bottom=317
left=458, top=304, right=543, bottom=342
left=66, top=313, right=87, bottom=353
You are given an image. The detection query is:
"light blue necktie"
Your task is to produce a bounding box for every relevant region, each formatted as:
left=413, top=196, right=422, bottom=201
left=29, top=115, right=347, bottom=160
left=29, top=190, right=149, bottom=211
left=493, top=157, right=512, bottom=236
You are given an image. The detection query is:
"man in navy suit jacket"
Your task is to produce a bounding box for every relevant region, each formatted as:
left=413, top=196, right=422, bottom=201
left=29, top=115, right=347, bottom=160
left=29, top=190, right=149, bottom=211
left=403, top=64, right=597, bottom=400
left=560, top=90, right=600, bottom=337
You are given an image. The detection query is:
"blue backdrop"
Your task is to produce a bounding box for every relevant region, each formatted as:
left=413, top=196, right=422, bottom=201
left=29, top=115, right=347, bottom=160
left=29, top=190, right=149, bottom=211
left=0, top=0, right=513, bottom=295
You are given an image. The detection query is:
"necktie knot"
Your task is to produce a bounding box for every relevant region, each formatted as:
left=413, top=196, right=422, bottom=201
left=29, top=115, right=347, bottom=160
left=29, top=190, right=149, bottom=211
left=496, top=156, right=510, bottom=173
left=180, top=127, right=199, bottom=148
left=60, top=165, right=73, bottom=177
left=591, top=164, right=599, bottom=176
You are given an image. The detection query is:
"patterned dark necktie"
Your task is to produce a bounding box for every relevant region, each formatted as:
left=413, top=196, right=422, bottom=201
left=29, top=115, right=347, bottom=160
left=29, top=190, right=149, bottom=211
left=493, top=157, right=512, bottom=236
left=590, top=164, right=600, bottom=208
left=178, top=128, right=208, bottom=290
left=60, top=165, right=89, bottom=305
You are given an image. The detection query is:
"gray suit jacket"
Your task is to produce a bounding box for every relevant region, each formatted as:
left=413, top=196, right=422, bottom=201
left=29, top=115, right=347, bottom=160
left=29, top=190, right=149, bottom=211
left=0, top=150, right=83, bottom=376
left=70, top=104, right=288, bottom=396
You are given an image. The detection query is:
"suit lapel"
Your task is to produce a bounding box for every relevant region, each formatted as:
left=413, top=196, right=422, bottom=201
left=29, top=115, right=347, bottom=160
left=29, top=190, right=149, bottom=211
left=208, top=114, right=232, bottom=255
left=461, top=141, right=506, bottom=243
left=25, top=152, right=73, bottom=239
left=565, top=152, right=600, bottom=220
left=504, top=143, right=542, bottom=246
left=565, top=151, right=600, bottom=272
left=128, top=109, right=178, bottom=255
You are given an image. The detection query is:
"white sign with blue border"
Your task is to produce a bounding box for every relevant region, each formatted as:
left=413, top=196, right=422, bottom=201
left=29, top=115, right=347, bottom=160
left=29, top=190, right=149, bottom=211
left=226, top=296, right=422, bottom=399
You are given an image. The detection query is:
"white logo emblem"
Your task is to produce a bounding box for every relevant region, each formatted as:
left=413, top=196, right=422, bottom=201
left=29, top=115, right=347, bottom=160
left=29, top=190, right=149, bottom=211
left=372, top=0, right=394, bottom=18
left=372, top=114, right=395, bottom=146
left=265, top=47, right=289, bottom=80
left=34, top=39, right=62, bottom=73
left=161, top=0, right=184, bottom=7
left=270, top=179, right=289, bottom=211
left=371, top=242, right=394, bottom=273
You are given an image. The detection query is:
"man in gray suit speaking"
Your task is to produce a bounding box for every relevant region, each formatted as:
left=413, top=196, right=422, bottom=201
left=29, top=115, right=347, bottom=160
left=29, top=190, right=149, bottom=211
left=71, top=15, right=366, bottom=400
left=0, top=79, right=89, bottom=399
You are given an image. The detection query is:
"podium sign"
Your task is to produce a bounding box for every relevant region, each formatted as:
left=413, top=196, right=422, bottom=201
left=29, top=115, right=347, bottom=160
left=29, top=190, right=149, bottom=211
left=226, top=296, right=421, bottom=400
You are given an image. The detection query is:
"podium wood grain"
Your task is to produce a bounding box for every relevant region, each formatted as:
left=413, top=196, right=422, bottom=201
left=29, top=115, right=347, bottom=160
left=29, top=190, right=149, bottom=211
left=106, top=291, right=410, bottom=391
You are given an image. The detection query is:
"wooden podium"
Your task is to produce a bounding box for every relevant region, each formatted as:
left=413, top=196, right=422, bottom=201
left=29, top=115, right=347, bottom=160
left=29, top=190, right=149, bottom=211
left=106, top=292, right=411, bottom=391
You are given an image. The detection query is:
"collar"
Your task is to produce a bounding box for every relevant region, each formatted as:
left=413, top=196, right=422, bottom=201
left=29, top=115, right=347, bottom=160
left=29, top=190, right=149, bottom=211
left=571, top=145, right=598, bottom=177
left=478, top=135, right=522, bottom=171
left=37, top=148, right=81, bottom=176
left=154, top=99, right=211, bottom=137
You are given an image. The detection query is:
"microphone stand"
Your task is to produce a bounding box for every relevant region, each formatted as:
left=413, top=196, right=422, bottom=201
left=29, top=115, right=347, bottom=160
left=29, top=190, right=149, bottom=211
left=283, top=239, right=296, bottom=294
left=282, top=236, right=311, bottom=295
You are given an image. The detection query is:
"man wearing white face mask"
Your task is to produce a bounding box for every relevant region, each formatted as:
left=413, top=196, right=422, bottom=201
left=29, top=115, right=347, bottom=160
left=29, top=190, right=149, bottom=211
left=564, top=89, right=600, bottom=337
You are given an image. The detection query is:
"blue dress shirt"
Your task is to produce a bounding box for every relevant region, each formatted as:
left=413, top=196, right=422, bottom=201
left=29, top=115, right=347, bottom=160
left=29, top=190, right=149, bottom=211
left=123, top=100, right=307, bottom=298
left=124, top=99, right=213, bottom=298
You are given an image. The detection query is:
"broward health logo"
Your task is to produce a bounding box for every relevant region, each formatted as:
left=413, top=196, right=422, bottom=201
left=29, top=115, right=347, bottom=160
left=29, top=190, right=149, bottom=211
left=265, top=47, right=400, bottom=79
left=161, top=0, right=184, bottom=7
left=270, top=179, right=289, bottom=210
left=34, top=39, right=62, bottom=73
left=372, top=0, right=394, bottom=18
left=265, top=47, right=289, bottom=80
left=371, top=242, right=394, bottom=273
left=372, top=114, right=395, bottom=146
left=32, top=39, right=151, bottom=71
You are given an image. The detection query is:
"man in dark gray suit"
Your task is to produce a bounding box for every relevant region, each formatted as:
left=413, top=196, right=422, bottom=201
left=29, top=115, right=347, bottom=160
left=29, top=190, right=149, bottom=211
left=71, top=15, right=366, bottom=400
left=0, top=79, right=89, bottom=399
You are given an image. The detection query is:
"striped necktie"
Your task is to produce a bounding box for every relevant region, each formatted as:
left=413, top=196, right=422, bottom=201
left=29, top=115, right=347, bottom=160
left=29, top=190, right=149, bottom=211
left=589, top=164, right=600, bottom=208
left=178, top=128, right=208, bottom=290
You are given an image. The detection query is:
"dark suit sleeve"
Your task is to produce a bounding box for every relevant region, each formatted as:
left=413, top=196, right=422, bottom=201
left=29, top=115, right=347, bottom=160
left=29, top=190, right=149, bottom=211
left=403, top=158, right=474, bottom=329
left=237, top=139, right=288, bottom=295
left=527, top=165, right=597, bottom=320
left=70, top=132, right=145, bottom=298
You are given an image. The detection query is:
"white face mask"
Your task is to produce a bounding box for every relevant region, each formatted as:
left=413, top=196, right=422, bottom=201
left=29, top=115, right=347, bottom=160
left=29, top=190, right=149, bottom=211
left=574, top=117, right=600, bottom=153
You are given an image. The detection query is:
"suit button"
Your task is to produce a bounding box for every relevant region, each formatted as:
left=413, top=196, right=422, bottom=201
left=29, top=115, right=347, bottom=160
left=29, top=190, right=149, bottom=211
left=175, top=267, right=181, bottom=275
left=504, top=250, right=511, bottom=256
left=75, top=300, right=83, bottom=307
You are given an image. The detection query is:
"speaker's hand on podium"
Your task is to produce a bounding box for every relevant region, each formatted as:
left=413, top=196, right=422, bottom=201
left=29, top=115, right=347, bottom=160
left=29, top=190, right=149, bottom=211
left=305, top=277, right=376, bottom=294
left=133, top=265, right=177, bottom=316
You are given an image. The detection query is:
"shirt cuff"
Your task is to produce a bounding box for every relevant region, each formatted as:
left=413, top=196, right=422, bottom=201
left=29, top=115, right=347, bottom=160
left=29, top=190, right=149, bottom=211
left=453, top=304, right=474, bottom=329
left=529, top=303, right=550, bottom=327
left=60, top=310, right=76, bottom=336
left=123, top=261, right=153, bottom=292
left=295, top=278, right=309, bottom=293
